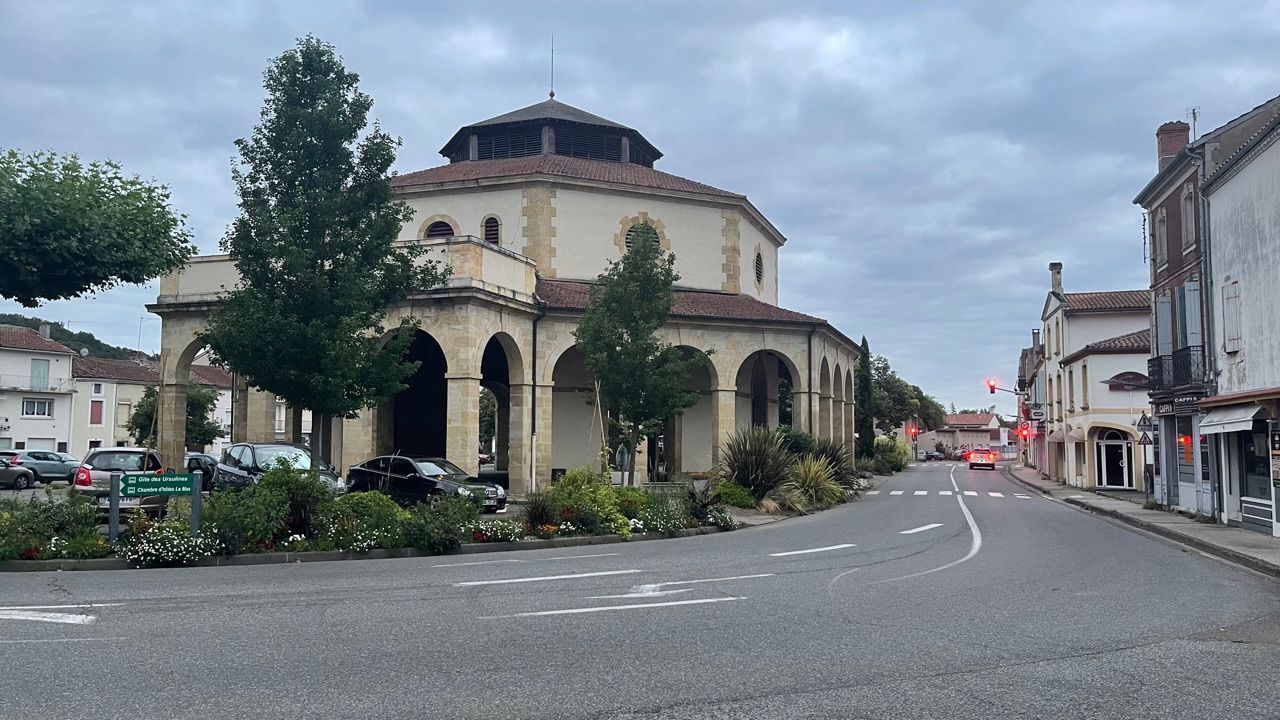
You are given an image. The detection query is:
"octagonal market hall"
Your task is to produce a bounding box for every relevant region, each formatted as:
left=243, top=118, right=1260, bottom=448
left=150, top=97, right=861, bottom=496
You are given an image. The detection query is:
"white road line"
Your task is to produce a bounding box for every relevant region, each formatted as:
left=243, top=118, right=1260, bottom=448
left=769, top=544, right=855, bottom=557
left=453, top=569, right=641, bottom=586
left=431, top=559, right=524, bottom=568
left=588, top=588, right=693, bottom=599
left=988, top=492, right=1004, bottom=497
left=0, top=604, right=122, bottom=611
left=939, top=490, right=953, bottom=496
left=543, top=553, right=620, bottom=561
left=865, top=490, right=881, bottom=495
left=1014, top=494, right=1031, bottom=499
left=900, top=523, right=943, bottom=534
left=869, top=466, right=983, bottom=585
left=481, top=597, right=743, bottom=619
left=591, top=573, right=774, bottom=599
left=0, top=610, right=96, bottom=625
left=963, top=490, right=978, bottom=496
left=913, top=490, right=928, bottom=496
left=0, top=636, right=128, bottom=644
left=889, top=490, right=904, bottom=496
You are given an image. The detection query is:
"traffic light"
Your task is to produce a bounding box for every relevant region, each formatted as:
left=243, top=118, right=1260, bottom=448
left=1018, top=427, right=1030, bottom=440
left=986, top=378, right=998, bottom=394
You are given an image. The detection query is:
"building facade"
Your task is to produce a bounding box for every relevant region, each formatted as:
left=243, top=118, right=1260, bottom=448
left=150, top=98, right=861, bottom=495
left=1016, top=330, right=1047, bottom=470
left=1200, top=106, right=1280, bottom=536
left=1039, top=263, right=1150, bottom=487
left=0, top=325, right=75, bottom=454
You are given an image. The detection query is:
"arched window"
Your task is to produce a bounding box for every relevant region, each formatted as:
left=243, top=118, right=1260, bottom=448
left=1101, top=429, right=1125, bottom=441
left=425, top=221, right=454, bottom=239
left=483, top=217, right=500, bottom=244
left=754, top=252, right=764, bottom=285
left=624, top=223, right=658, bottom=252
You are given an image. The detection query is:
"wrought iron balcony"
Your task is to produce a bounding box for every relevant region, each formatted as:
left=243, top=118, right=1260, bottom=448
left=1148, top=345, right=1206, bottom=391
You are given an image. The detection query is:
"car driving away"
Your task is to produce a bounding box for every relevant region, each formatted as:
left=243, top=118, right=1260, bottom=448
left=967, top=447, right=999, bottom=470
left=347, top=455, right=507, bottom=511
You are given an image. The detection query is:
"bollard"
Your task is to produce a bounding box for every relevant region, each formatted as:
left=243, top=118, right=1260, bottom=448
left=108, top=471, right=122, bottom=542
left=190, top=470, right=203, bottom=538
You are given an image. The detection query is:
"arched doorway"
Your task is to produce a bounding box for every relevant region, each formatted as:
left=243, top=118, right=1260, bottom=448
left=391, top=330, right=448, bottom=458
left=734, top=350, right=801, bottom=432
left=550, top=346, right=603, bottom=477
left=1095, top=428, right=1134, bottom=489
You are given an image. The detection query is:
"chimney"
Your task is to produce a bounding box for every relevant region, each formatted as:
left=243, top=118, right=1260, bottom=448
left=38, top=322, right=50, bottom=339
left=1156, top=121, right=1190, bottom=171
left=1031, top=328, right=1041, bottom=351
left=1049, top=262, right=1063, bottom=294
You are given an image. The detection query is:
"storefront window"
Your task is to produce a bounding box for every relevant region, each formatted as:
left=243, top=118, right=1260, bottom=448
left=1152, top=419, right=1161, bottom=480
left=1242, top=420, right=1271, bottom=500
left=1176, top=415, right=1195, bottom=485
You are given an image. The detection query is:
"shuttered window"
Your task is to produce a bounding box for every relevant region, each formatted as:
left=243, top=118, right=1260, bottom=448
left=476, top=127, right=543, bottom=160
left=555, top=127, right=622, bottom=161
left=90, top=400, right=104, bottom=426
left=483, top=217, right=500, bottom=244
left=1223, top=281, right=1242, bottom=353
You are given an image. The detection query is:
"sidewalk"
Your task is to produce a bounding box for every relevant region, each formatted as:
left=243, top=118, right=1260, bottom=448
left=1005, top=464, right=1280, bottom=578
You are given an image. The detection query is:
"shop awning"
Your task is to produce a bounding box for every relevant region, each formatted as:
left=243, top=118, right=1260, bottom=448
left=1199, top=405, right=1265, bottom=435
left=1046, top=429, right=1065, bottom=442
left=1066, top=428, right=1085, bottom=442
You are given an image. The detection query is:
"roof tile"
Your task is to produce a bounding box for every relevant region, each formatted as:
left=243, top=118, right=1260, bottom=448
left=945, top=413, right=994, bottom=427
left=0, top=325, right=74, bottom=354
left=536, top=278, right=824, bottom=325
left=1063, top=290, right=1150, bottom=313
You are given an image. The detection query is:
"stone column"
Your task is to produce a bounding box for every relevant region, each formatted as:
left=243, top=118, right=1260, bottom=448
left=446, top=373, right=481, bottom=477
left=819, top=394, right=833, bottom=440
left=507, top=383, right=531, bottom=497
left=156, top=382, right=188, bottom=470
left=844, top=402, right=855, bottom=451
left=832, top=399, right=844, bottom=445
left=492, top=385, right=511, bottom=471
left=341, top=412, right=375, bottom=477
left=231, top=378, right=249, bottom=442
left=532, top=381, right=554, bottom=491
left=244, top=388, right=277, bottom=443
left=711, top=388, right=737, bottom=467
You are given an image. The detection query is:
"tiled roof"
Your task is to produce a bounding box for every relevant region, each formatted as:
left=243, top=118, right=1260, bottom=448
left=536, top=278, right=824, bottom=324
left=0, top=325, right=74, bottom=354
left=392, top=154, right=742, bottom=198
left=945, top=413, right=994, bottom=427
left=1203, top=105, right=1280, bottom=192
left=465, top=98, right=631, bottom=131
left=1063, top=290, right=1150, bottom=313
left=1086, top=328, right=1151, bottom=352
left=72, top=356, right=232, bottom=388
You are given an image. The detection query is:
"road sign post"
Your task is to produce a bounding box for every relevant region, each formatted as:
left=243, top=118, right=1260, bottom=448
left=108, top=471, right=122, bottom=543
left=189, top=471, right=203, bottom=539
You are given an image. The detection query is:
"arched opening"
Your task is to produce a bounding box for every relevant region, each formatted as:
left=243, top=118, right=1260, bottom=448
left=646, top=347, right=715, bottom=482
left=1094, top=426, right=1135, bottom=490
left=624, top=223, right=658, bottom=253
left=818, top=358, right=832, bottom=440
left=479, top=334, right=522, bottom=487
left=156, top=332, right=207, bottom=469
left=551, top=346, right=604, bottom=478
left=425, top=221, right=455, bottom=239
left=391, top=330, right=448, bottom=458
left=843, top=368, right=854, bottom=450
left=754, top=252, right=764, bottom=286
left=832, top=366, right=844, bottom=447
left=483, top=216, right=500, bottom=244
left=734, top=350, right=801, bottom=432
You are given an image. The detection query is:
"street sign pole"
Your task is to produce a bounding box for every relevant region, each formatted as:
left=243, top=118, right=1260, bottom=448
left=108, top=471, right=121, bottom=542
left=189, top=471, right=203, bottom=539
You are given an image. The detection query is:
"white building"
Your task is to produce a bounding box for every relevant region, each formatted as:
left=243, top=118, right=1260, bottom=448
left=0, top=325, right=76, bottom=454
left=1039, top=263, right=1151, bottom=489
left=1200, top=107, right=1280, bottom=536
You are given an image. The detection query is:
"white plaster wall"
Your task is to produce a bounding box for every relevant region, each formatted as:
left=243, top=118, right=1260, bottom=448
left=1062, top=312, right=1149, bottom=356
left=1207, top=137, right=1280, bottom=395
left=0, top=348, right=74, bottom=451
left=398, top=188, right=526, bottom=249
left=551, top=388, right=603, bottom=471
left=0, top=348, right=73, bottom=387
left=552, top=188, right=728, bottom=290
left=680, top=393, right=713, bottom=472
left=738, top=219, right=779, bottom=304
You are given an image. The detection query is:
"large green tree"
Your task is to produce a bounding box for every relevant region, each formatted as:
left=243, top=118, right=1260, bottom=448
left=855, top=337, right=875, bottom=458
left=871, top=355, right=921, bottom=434
left=127, top=384, right=224, bottom=450
left=574, top=224, right=706, bottom=485
left=202, top=37, right=446, bottom=463
left=913, top=386, right=947, bottom=431
left=0, top=150, right=193, bottom=307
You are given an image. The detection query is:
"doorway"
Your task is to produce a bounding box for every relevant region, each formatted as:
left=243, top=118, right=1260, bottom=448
left=1096, top=429, right=1133, bottom=489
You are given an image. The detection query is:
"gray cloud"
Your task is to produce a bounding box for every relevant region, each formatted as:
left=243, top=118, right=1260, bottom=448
left=2, top=0, right=1278, bottom=413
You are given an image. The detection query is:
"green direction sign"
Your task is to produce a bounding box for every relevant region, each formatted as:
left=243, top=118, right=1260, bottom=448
left=120, top=472, right=196, bottom=497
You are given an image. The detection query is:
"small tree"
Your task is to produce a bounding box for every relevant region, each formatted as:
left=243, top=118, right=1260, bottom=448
left=574, top=224, right=706, bottom=485
left=202, top=37, right=446, bottom=465
left=0, top=149, right=194, bottom=307
left=854, top=337, right=875, bottom=459
left=478, top=387, right=496, bottom=450
left=127, top=384, right=225, bottom=450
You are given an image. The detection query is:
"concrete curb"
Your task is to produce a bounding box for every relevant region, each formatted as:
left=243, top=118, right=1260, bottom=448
left=1000, top=465, right=1052, bottom=496
left=1000, top=465, right=1280, bottom=579
left=0, top=526, right=725, bottom=573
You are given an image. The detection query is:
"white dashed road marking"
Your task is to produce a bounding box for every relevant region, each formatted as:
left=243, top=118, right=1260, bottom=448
left=454, top=569, right=642, bottom=586
left=865, top=490, right=881, bottom=495
left=939, top=490, right=953, bottom=495
left=963, top=490, right=978, bottom=496
left=900, top=523, right=944, bottom=534
left=591, top=573, right=775, bottom=599
left=988, top=492, right=1004, bottom=497
left=889, top=490, right=904, bottom=496
left=770, top=544, right=856, bottom=557
left=1015, top=494, right=1031, bottom=499
left=481, top=597, right=743, bottom=619
left=912, top=490, right=927, bottom=496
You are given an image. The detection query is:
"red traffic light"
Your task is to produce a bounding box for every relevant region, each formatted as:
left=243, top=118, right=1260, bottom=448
left=1018, top=427, right=1030, bottom=439
left=986, top=378, right=998, bottom=394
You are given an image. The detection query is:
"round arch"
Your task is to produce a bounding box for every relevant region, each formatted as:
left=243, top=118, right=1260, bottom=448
left=417, top=214, right=460, bottom=239
left=832, top=364, right=844, bottom=447
left=734, top=349, right=801, bottom=431
left=1090, top=422, right=1137, bottom=490
left=818, top=357, right=832, bottom=440
left=382, top=329, right=449, bottom=458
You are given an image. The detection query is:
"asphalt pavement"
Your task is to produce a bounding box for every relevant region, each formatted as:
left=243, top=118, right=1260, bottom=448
left=3, top=462, right=1278, bottom=719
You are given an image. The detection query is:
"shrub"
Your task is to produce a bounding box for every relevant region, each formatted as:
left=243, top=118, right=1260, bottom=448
left=776, top=425, right=816, bottom=457
left=786, top=454, right=844, bottom=510
left=522, top=491, right=558, bottom=531
left=467, top=519, right=525, bottom=543
left=319, top=492, right=410, bottom=550
left=812, top=438, right=858, bottom=489
left=116, top=521, right=220, bottom=568
left=765, top=482, right=808, bottom=514
left=854, top=457, right=876, bottom=478
left=705, top=506, right=738, bottom=531
left=638, top=493, right=689, bottom=537
left=546, top=466, right=626, bottom=536
left=613, top=486, right=649, bottom=520
left=716, top=426, right=795, bottom=499
left=874, top=435, right=911, bottom=472
left=256, top=461, right=335, bottom=536
left=715, top=481, right=756, bottom=509
left=871, top=455, right=895, bottom=475
left=201, top=486, right=289, bottom=555
left=0, top=492, right=100, bottom=560
left=685, top=482, right=719, bottom=524
left=403, top=495, right=478, bottom=555
left=60, top=533, right=112, bottom=559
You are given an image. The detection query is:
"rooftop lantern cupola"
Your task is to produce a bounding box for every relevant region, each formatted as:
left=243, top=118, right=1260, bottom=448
left=439, top=97, right=663, bottom=167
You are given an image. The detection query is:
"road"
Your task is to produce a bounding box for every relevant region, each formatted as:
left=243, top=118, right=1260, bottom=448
left=3, top=463, right=1278, bottom=719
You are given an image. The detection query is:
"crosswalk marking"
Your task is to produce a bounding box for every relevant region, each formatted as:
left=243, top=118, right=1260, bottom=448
left=865, top=490, right=880, bottom=495
left=939, top=490, right=953, bottom=496
left=988, top=492, right=1004, bottom=497
left=963, top=490, right=978, bottom=496
left=863, top=489, right=1037, bottom=500
left=1014, top=494, right=1031, bottom=499
left=889, top=490, right=904, bottom=496
left=913, top=490, right=928, bottom=496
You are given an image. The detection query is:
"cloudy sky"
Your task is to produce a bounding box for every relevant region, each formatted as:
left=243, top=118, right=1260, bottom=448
left=3, top=0, right=1279, bottom=414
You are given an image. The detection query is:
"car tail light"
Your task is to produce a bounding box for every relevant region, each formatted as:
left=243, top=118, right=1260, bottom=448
left=7, top=456, right=20, bottom=465
left=74, top=467, right=92, bottom=487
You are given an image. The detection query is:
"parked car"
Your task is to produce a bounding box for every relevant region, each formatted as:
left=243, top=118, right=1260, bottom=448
left=0, top=454, right=37, bottom=491
left=185, top=452, right=218, bottom=491
left=924, top=451, right=945, bottom=461
left=967, top=447, right=999, bottom=471
left=0, top=449, right=79, bottom=483
left=212, top=442, right=345, bottom=493
left=347, top=455, right=506, bottom=511
left=69, top=447, right=170, bottom=516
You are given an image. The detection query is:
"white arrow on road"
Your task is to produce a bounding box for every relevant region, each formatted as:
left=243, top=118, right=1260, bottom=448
left=0, top=603, right=121, bottom=625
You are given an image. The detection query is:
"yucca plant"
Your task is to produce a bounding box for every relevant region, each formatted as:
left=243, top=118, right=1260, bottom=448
left=765, top=481, right=809, bottom=514
left=716, top=426, right=795, bottom=500
left=782, top=454, right=844, bottom=511
left=811, top=437, right=858, bottom=491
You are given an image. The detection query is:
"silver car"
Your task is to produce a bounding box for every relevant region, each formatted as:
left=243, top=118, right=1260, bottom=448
left=70, top=447, right=170, bottom=516
left=5, top=449, right=79, bottom=483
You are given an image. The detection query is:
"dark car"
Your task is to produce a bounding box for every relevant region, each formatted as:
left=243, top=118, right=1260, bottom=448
left=0, top=454, right=37, bottom=491
left=924, top=451, right=945, bottom=461
left=213, top=443, right=344, bottom=493
left=69, top=447, right=170, bottom=516
left=967, top=447, right=999, bottom=471
left=347, top=455, right=506, bottom=512
left=0, top=449, right=79, bottom=483
left=185, top=452, right=218, bottom=490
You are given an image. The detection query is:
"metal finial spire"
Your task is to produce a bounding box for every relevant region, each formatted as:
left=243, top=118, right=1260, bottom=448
left=549, top=33, right=555, bottom=99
